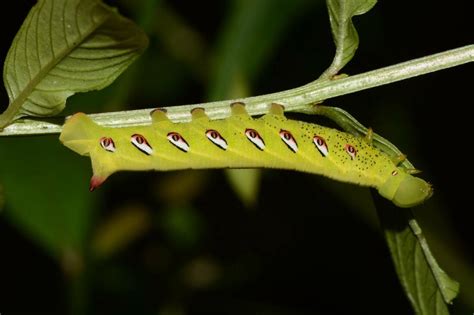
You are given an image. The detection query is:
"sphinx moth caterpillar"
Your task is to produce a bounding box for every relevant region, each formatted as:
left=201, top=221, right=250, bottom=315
left=60, top=102, right=432, bottom=208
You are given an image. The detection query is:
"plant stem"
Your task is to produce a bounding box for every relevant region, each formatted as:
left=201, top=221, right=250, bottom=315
left=1, top=44, right=472, bottom=137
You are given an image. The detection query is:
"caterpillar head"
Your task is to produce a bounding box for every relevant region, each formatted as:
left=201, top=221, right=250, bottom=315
left=378, top=171, right=433, bottom=208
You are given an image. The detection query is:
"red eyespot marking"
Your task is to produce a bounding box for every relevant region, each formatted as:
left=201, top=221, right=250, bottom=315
left=345, top=144, right=357, bottom=159
left=313, top=135, right=329, bottom=157
left=206, top=129, right=228, bottom=150
left=245, top=128, right=265, bottom=151
left=167, top=132, right=190, bottom=152
left=100, top=137, right=116, bottom=152
left=131, top=134, right=153, bottom=155
left=391, top=170, right=399, bottom=176
left=279, top=129, right=298, bottom=153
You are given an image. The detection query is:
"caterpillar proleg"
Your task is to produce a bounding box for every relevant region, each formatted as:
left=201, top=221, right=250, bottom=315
left=60, top=102, right=432, bottom=207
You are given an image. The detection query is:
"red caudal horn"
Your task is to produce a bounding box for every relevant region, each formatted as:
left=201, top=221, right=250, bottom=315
left=89, top=176, right=105, bottom=192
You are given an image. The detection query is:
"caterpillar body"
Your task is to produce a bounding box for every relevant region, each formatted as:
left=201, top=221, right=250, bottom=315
left=60, top=102, right=432, bottom=208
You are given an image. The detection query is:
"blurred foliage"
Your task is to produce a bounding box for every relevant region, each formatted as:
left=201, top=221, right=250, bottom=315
left=92, top=204, right=152, bottom=259
left=0, top=0, right=473, bottom=315
left=0, top=136, right=94, bottom=258
left=207, top=0, right=319, bottom=100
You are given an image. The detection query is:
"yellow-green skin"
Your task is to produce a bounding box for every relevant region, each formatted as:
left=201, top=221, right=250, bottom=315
left=60, top=103, right=432, bottom=208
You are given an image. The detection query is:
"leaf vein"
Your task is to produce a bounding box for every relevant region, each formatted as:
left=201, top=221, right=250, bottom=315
left=49, top=0, right=55, bottom=60
left=35, top=0, right=44, bottom=70
left=62, top=0, right=68, bottom=47
left=24, top=5, right=36, bottom=84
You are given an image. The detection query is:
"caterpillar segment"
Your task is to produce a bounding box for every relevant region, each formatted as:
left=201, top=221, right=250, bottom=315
left=60, top=103, right=433, bottom=207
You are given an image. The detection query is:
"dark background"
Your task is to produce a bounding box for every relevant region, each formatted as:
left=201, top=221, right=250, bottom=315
left=0, top=0, right=472, bottom=314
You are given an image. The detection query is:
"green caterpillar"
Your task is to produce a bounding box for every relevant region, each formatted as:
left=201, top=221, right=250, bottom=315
left=60, top=102, right=432, bottom=208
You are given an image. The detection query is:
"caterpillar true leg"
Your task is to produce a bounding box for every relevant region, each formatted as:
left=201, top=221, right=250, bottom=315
left=391, top=154, right=407, bottom=166
left=406, top=168, right=422, bottom=175
left=365, top=128, right=374, bottom=144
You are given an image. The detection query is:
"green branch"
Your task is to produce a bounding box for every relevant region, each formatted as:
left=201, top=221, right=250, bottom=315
left=1, top=44, right=472, bottom=137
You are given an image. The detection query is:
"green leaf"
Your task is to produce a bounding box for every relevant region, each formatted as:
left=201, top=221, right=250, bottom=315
left=0, top=0, right=148, bottom=129
left=225, top=169, right=261, bottom=208
left=0, top=136, right=95, bottom=258
left=375, top=201, right=460, bottom=314
left=319, top=0, right=377, bottom=79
